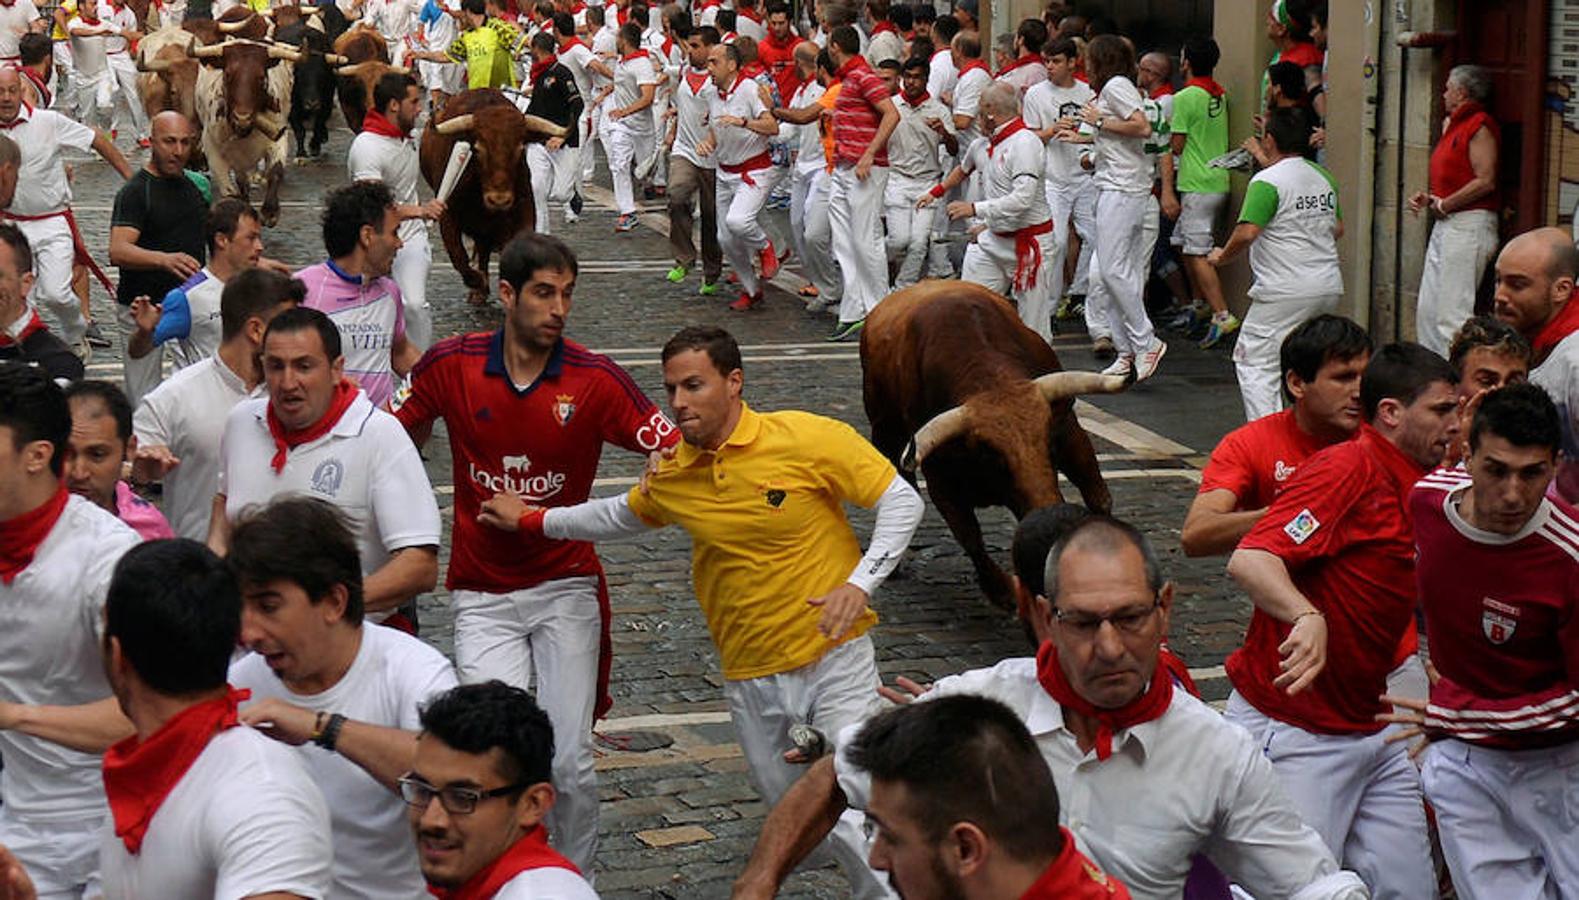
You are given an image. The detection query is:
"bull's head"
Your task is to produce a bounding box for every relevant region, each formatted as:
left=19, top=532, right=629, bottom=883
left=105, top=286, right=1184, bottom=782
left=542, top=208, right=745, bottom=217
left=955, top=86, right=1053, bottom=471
left=433, top=109, right=565, bottom=212
left=196, top=41, right=296, bottom=138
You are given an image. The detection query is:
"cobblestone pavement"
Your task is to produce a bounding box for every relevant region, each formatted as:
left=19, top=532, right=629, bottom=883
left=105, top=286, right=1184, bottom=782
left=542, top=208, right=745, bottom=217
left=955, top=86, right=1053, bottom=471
left=68, top=120, right=1251, bottom=898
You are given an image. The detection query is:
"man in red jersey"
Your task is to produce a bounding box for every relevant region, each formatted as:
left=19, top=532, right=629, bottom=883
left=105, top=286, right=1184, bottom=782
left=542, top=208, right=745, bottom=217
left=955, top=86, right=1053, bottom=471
left=1224, top=342, right=1460, bottom=900
left=395, top=233, right=678, bottom=871
left=755, top=1, right=803, bottom=113
left=1386, top=383, right=1579, bottom=897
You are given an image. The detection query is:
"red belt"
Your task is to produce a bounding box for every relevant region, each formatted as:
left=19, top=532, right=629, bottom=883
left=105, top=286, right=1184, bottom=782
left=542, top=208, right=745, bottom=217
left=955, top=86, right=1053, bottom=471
left=993, top=219, right=1053, bottom=293
left=721, top=150, right=772, bottom=186
left=2, top=208, right=117, bottom=297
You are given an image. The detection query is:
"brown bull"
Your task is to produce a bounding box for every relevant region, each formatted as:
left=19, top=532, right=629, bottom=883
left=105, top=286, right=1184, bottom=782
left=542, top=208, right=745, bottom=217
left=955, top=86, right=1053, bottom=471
left=192, top=39, right=297, bottom=224
left=419, top=89, right=566, bottom=305
left=332, top=24, right=393, bottom=132
left=136, top=26, right=205, bottom=167
left=860, top=282, right=1131, bottom=608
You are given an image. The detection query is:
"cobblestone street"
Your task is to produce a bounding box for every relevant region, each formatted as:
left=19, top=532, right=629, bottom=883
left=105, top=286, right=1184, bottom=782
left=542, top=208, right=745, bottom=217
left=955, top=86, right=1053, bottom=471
left=68, top=122, right=1254, bottom=898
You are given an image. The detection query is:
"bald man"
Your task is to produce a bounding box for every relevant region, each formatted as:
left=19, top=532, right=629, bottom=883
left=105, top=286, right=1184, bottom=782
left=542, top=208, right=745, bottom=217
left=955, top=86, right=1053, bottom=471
left=0, top=135, right=18, bottom=211
left=1492, top=227, right=1579, bottom=501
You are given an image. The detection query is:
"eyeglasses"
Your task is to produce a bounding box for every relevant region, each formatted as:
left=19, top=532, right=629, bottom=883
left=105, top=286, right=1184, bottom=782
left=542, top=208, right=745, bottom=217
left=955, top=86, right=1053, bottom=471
left=398, top=774, right=527, bottom=815
left=1052, top=599, right=1161, bottom=637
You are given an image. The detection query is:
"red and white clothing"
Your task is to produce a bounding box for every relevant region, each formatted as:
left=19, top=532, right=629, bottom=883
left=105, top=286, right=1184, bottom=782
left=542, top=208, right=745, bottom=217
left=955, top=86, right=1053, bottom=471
left=349, top=123, right=435, bottom=350
left=958, top=119, right=1055, bottom=343
left=296, top=261, right=409, bottom=409
left=100, top=2, right=149, bottom=141
left=927, top=48, right=957, bottom=109
left=995, top=53, right=1046, bottom=94
left=733, top=5, right=764, bottom=41
left=0, top=492, right=140, bottom=896
left=1198, top=409, right=1335, bottom=509
left=950, top=60, right=992, bottom=149
left=1415, top=101, right=1500, bottom=357
left=601, top=50, right=658, bottom=214
left=864, top=21, right=901, bottom=65
left=709, top=73, right=778, bottom=298
left=0, top=0, right=39, bottom=60
left=884, top=90, right=952, bottom=289
left=671, top=64, right=715, bottom=171
left=431, top=828, right=596, bottom=899
left=829, top=55, right=891, bottom=325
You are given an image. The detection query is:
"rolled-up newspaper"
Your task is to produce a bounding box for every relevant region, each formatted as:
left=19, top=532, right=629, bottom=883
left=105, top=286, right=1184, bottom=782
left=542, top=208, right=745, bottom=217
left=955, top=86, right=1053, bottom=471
left=436, top=141, right=474, bottom=203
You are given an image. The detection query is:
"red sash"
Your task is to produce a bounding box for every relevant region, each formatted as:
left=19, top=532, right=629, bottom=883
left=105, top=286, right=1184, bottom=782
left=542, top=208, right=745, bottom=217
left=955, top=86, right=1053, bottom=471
left=721, top=150, right=773, bottom=186
left=1, top=207, right=117, bottom=297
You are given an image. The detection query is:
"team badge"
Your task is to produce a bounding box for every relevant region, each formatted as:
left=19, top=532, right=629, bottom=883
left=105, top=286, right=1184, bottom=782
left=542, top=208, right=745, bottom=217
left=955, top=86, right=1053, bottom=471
left=1283, top=508, right=1320, bottom=544
left=553, top=394, right=576, bottom=427
left=1481, top=597, right=1519, bottom=644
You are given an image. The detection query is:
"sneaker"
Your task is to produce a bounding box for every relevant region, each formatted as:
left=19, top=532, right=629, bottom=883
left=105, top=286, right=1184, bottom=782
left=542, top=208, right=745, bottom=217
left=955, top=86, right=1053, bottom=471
left=84, top=320, right=111, bottom=349
left=136, top=137, right=151, bottom=149
left=728, top=291, right=763, bottom=311
left=74, top=338, right=92, bottom=364
left=1100, top=354, right=1134, bottom=378
left=698, top=280, right=721, bottom=296
left=726, top=272, right=740, bottom=285
left=563, top=206, right=580, bottom=224
left=759, top=242, right=781, bottom=281
left=1199, top=310, right=1241, bottom=349
left=1091, top=336, right=1116, bottom=360
left=570, top=193, right=584, bottom=215
left=1057, top=294, right=1086, bottom=320
left=666, top=265, right=688, bottom=283
left=828, top=319, right=864, bottom=342
left=1135, top=340, right=1168, bottom=381
left=615, top=213, right=638, bottom=232
left=798, top=284, right=820, bottom=298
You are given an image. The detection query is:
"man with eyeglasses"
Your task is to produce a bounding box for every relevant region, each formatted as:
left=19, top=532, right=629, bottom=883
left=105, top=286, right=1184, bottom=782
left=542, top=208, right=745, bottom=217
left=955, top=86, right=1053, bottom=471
left=403, top=681, right=597, bottom=898
left=735, top=513, right=1363, bottom=900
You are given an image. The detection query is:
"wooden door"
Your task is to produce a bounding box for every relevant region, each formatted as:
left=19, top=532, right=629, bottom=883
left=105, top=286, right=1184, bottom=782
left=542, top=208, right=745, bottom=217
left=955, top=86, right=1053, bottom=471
left=1455, top=0, right=1546, bottom=236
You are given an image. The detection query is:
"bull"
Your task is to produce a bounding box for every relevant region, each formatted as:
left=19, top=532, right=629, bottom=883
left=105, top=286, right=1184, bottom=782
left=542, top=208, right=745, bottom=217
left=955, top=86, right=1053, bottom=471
left=860, top=282, right=1131, bottom=608
left=191, top=39, right=299, bottom=226
left=332, top=23, right=393, bottom=132
left=275, top=10, right=349, bottom=159
left=419, top=90, right=566, bottom=305
left=136, top=25, right=205, bottom=167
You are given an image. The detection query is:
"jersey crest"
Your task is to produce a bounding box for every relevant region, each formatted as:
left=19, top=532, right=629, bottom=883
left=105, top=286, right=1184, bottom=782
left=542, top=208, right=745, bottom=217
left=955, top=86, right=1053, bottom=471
left=1481, top=596, right=1519, bottom=644
left=553, top=393, right=577, bottom=427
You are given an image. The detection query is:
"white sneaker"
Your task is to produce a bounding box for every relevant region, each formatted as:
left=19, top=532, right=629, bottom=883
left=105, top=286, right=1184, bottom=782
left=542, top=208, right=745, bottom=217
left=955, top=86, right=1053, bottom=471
left=1135, top=339, right=1168, bottom=381
left=1100, top=354, right=1134, bottom=378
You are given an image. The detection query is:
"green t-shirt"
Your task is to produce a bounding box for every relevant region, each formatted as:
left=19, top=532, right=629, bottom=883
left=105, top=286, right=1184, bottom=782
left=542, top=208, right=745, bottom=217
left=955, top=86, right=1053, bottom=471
left=1171, top=84, right=1230, bottom=194
left=447, top=23, right=517, bottom=89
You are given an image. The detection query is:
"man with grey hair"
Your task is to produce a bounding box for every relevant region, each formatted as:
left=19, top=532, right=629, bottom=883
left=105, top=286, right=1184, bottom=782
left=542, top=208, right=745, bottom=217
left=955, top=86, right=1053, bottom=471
left=733, top=512, right=1365, bottom=900
left=919, top=81, right=1056, bottom=342
left=1409, top=63, right=1499, bottom=356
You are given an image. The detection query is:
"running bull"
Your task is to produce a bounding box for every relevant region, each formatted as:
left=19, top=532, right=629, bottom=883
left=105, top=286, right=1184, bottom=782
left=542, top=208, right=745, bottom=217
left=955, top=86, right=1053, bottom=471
left=860, top=282, right=1131, bottom=608
left=191, top=38, right=300, bottom=227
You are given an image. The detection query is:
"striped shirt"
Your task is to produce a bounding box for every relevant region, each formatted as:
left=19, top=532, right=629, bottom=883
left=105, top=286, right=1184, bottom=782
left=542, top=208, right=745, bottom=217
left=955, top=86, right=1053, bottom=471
left=831, top=55, right=889, bottom=166
left=296, top=261, right=407, bottom=408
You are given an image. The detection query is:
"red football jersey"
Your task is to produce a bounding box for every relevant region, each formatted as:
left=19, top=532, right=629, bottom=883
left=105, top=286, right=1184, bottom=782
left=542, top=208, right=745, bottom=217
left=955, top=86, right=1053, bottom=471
left=1198, top=409, right=1334, bottom=510
left=1411, top=468, right=1579, bottom=749
left=1228, top=426, right=1426, bottom=734
left=397, top=333, right=679, bottom=592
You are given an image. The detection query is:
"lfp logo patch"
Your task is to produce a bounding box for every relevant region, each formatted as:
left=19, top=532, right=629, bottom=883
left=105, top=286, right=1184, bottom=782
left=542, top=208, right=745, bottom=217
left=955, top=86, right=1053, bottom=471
left=1283, top=509, right=1320, bottom=545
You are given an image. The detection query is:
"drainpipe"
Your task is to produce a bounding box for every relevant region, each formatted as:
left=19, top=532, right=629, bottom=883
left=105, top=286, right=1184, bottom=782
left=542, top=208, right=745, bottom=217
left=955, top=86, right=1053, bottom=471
left=1393, top=29, right=1456, bottom=341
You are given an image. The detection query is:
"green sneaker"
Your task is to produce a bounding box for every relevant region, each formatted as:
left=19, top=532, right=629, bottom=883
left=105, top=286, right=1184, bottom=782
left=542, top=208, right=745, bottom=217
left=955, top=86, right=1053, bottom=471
left=827, top=319, right=865, bottom=342
left=1199, top=310, right=1242, bottom=349
left=698, top=280, right=720, bottom=296
left=666, top=265, right=688, bottom=283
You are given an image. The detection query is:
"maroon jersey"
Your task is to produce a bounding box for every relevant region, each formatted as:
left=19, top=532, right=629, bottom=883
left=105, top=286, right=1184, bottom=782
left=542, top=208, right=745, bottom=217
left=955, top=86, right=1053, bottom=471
left=397, top=332, right=678, bottom=592
left=1411, top=468, right=1579, bottom=749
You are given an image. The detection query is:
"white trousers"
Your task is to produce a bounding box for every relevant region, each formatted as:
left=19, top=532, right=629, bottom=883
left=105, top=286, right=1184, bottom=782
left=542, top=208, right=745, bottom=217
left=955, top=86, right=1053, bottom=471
left=118, top=303, right=165, bottom=407
left=1421, top=737, right=1579, bottom=900
left=0, top=811, right=105, bottom=899
left=1415, top=209, right=1499, bottom=356
left=1088, top=189, right=1156, bottom=356
left=390, top=229, right=433, bottom=352
left=599, top=117, right=653, bottom=215
left=1053, top=177, right=1097, bottom=296
left=582, top=101, right=601, bottom=182
left=452, top=578, right=602, bottom=873
left=791, top=165, right=841, bottom=300
left=72, top=68, right=115, bottom=134
left=961, top=228, right=1057, bottom=344
left=51, top=44, right=75, bottom=115
left=883, top=172, right=942, bottom=289
left=18, top=215, right=86, bottom=347
left=1084, top=192, right=1158, bottom=345
left=526, top=142, right=579, bottom=237
left=1232, top=293, right=1342, bottom=422
left=721, top=636, right=893, bottom=900
left=1224, top=692, right=1438, bottom=900
left=716, top=164, right=781, bottom=297
left=106, top=55, right=149, bottom=140
left=829, top=163, right=890, bottom=324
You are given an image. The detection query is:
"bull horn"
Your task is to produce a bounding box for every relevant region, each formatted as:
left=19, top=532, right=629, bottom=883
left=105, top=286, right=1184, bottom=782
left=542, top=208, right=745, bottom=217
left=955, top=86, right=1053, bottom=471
left=217, top=17, right=252, bottom=32
left=256, top=6, right=274, bottom=16
left=268, top=44, right=303, bottom=61
left=190, top=43, right=227, bottom=58
left=301, top=5, right=323, bottom=12
left=901, top=405, right=972, bottom=472
left=324, top=52, right=349, bottom=63
left=335, top=61, right=374, bottom=76
left=434, top=114, right=474, bottom=134
left=522, top=114, right=567, bottom=137
left=387, top=65, right=411, bottom=75
left=1031, top=370, right=1133, bottom=401
left=137, top=56, right=174, bottom=71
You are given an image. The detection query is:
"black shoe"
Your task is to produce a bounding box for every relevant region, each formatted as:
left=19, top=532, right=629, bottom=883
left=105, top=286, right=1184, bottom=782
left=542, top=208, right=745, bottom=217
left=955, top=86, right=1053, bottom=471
left=84, top=320, right=111, bottom=349
left=570, top=193, right=584, bottom=215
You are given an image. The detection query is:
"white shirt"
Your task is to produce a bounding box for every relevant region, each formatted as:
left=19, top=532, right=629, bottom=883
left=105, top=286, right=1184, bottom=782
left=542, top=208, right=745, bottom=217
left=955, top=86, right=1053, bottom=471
left=231, top=625, right=458, bottom=900
left=834, top=657, right=1367, bottom=900
left=1091, top=75, right=1151, bottom=194
left=0, top=496, right=139, bottom=820
left=887, top=91, right=952, bottom=180
left=493, top=868, right=599, bottom=899
left=734, top=10, right=764, bottom=41
left=612, top=52, right=658, bottom=132
left=590, top=28, right=616, bottom=91
left=165, top=267, right=225, bottom=370
left=133, top=354, right=258, bottom=542
left=99, top=727, right=335, bottom=900
left=927, top=48, right=956, bottom=105
left=1242, top=156, right=1344, bottom=302
left=0, top=0, right=38, bottom=58
left=708, top=73, right=768, bottom=167
left=950, top=63, right=991, bottom=147
left=960, top=124, right=1049, bottom=233
left=1022, top=78, right=1095, bottom=186
left=67, top=11, right=109, bottom=75
left=99, top=2, right=135, bottom=56
left=789, top=78, right=825, bottom=171
left=995, top=57, right=1046, bottom=94
left=348, top=130, right=428, bottom=245
left=217, top=391, right=442, bottom=587
left=865, top=27, right=902, bottom=66
left=558, top=40, right=596, bottom=105
left=671, top=65, right=716, bottom=170
left=4, top=105, right=96, bottom=216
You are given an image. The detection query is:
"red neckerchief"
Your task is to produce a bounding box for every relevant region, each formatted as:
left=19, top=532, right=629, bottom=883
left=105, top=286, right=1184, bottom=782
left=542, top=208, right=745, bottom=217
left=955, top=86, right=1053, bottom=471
left=614, top=5, right=627, bottom=25
left=361, top=109, right=407, bottom=138
left=102, top=686, right=250, bottom=855
left=568, top=0, right=584, bottom=11
left=265, top=379, right=358, bottom=473
left=619, top=49, right=645, bottom=63
left=901, top=89, right=929, bottom=107
left=660, top=34, right=673, bottom=58
left=737, top=5, right=762, bottom=23
left=558, top=35, right=587, bottom=52
left=869, top=19, right=896, bottom=34
left=1533, top=287, right=1579, bottom=366
left=0, top=101, right=28, bottom=129
left=1019, top=827, right=1131, bottom=899
left=0, top=308, right=47, bottom=349
left=997, top=53, right=1039, bottom=76
left=1148, top=83, right=1173, bottom=99
left=529, top=53, right=558, bottom=83
left=1035, top=639, right=1174, bottom=761
left=0, top=485, right=67, bottom=585
left=987, top=116, right=1027, bottom=156
left=15, top=66, right=50, bottom=107
left=427, top=827, right=579, bottom=899
left=719, top=70, right=749, bottom=99
left=740, top=60, right=766, bottom=79
left=1183, top=75, right=1225, bottom=97
left=684, top=65, right=709, bottom=94
left=957, top=58, right=989, bottom=79
left=833, top=53, right=871, bottom=80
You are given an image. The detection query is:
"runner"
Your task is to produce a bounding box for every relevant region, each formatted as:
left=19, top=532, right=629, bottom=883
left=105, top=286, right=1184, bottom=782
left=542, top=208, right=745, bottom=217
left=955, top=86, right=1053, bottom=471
left=62, top=380, right=173, bottom=540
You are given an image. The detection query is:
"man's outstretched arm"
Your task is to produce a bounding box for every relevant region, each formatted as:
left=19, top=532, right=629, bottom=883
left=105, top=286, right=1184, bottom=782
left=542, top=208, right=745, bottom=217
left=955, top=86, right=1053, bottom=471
left=732, top=757, right=850, bottom=899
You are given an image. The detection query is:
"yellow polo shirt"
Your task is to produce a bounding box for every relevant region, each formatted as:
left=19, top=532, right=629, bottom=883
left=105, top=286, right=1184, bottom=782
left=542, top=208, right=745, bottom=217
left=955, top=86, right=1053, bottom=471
left=627, top=403, right=895, bottom=680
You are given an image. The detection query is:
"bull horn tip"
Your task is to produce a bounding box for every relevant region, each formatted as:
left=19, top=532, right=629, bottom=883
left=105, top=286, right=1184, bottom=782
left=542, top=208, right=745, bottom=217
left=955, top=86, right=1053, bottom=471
left=900, top=440, right=919, bottom=473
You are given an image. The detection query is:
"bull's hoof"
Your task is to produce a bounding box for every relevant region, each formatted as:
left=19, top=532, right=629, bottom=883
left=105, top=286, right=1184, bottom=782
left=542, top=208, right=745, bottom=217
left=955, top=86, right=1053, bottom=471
left=293, top=156, right=310, bottom=166
left=261, top=208, right=281, bottom=228
left=466, top=290, right=490, bottom=307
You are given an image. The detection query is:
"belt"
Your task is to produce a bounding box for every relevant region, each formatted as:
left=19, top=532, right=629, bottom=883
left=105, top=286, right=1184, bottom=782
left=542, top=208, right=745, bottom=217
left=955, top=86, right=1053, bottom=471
left=1, top=208, right=117, bottom=297
left=992, top=219, right=1054, bottom=293
left=720, top=150, right=772, bottom=186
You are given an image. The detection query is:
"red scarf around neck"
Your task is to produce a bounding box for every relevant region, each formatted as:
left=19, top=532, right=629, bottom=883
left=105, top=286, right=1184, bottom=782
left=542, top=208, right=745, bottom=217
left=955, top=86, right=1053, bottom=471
left=684, top=66, right=709, bottom=94
left=1035, top=640, right=1173, bottom=761
left=740, top=60, right=766, bottom=79
left=265, top=379, right=359, bottom=473
left=529, top=54, right=558, bottom=84
left=428, top=827, right=579, bottom=899
left=833, top=53, right=870, bottom=80
left=361, top=109, right=408, bottom=138
left=0, top=485, right=67, bottom=585
left=987, top=116, right=1027, bottom=156
left=619, top=49, right=646, bottom=63
left=1184, top=75, right=1225, bottom=97
left=737, top=5, right=762, bottom=23
left=998, top=53, right=1039, bottom=75
left=957, top=57, right=989, bottom=79
left=0, top=308, right=46, bottom=349
left=1534, top=288, right=1579, bottom=365
left=558, top=35, right=587, bottom=52
left=901, top=89, right=929, bottom=107
left=869, top=19, right=896, bottom=35
left=102, top=686, right=250, bottom=855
